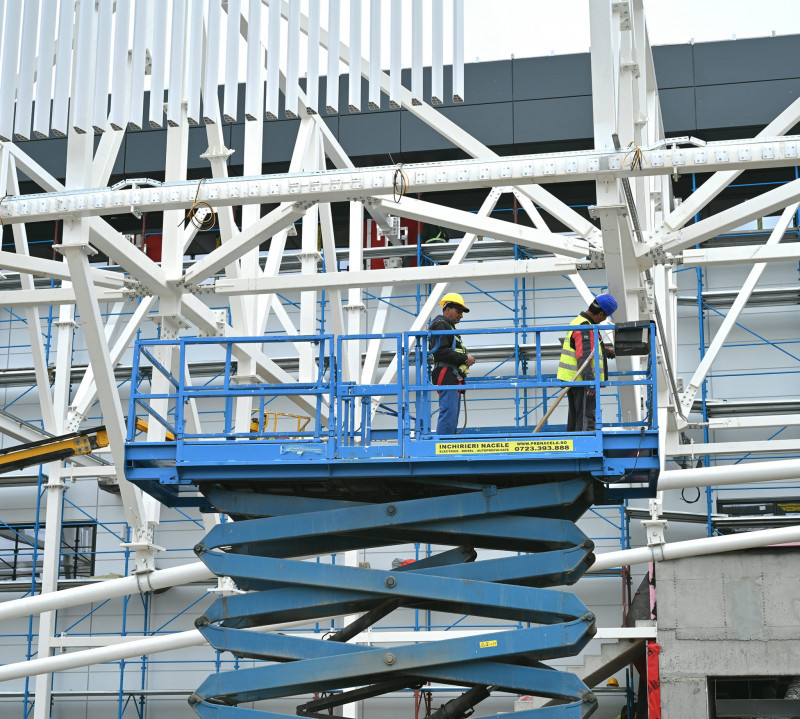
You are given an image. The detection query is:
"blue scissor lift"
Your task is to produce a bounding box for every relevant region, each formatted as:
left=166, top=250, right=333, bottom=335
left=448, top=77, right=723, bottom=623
left=125, top=323, right=659, bottom=718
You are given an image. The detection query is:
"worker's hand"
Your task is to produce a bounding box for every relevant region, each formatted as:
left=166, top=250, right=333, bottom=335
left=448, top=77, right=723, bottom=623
left=465, top=355, right=476, bottom=367
left=604, top=345, right=616, bottom=359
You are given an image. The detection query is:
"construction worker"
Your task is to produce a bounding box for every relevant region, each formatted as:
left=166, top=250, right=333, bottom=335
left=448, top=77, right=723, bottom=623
left=429, top=293, right=476, bottom=435
left=557, top=293, right=617, bottom=432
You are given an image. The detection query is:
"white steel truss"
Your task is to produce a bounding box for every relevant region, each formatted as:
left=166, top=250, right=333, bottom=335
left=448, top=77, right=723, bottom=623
left=0, top=0, right=796, bottom=703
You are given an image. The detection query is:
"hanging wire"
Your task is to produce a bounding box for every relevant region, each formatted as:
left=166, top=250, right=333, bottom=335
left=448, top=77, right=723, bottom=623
left=623, top=141, right=647, bottom=171
left=681, top=486, right=701, bottom=504
left=180, top=178, right=217, bottom=231
left=392, top=164, right=409, bottom=202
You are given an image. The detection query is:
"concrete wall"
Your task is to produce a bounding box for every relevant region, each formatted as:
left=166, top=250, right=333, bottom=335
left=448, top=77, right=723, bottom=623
left=656, top=549, right=800, bottom=717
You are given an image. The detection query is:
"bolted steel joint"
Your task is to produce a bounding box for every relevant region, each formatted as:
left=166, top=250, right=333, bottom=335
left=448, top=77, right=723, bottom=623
left=385, top=576, right=396, bottom=588
left=383, top=652, right=396, bottom=665
left=386, top=504, right=397, bottom=516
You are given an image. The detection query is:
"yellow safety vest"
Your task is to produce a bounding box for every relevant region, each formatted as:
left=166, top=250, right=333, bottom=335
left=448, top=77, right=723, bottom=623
left=557, top=315, right=606, bottom=382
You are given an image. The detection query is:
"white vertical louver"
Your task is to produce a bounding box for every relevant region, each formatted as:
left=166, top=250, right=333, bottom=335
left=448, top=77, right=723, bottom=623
left=431, top=0, right=444, bottom=105
left=265, top=0, right=280, bottom=119
left=166, top=0, right=187, bottom=127
left=203, top=0, right=222, bottom=124
left=0, top=2, right=23, bottom=141
left=306, top=0, right=321, bottom=115
left=285, top=0, right=301, bottom=118
left=72, top=0, right=97, bottom=134
left=411, top=0, right=423, bottom=106
left=185, top=0, right=204, bottom=125
left=129, top=0, right=151, bottom=129
left=14, top=0, right=40, bottom=141
left=368, top=0, right=381, bottom=110
left=91, top=0, right=113, bottom=134
left=326, top=0, right=341, bottom=114
left=33, top=0, right=58, bottom=138
left=3, top=0, right=467, bottom=142
left=149, top=0, right=170, bottom=128
left=223, top=0, right=241, bottom=122
left=389, top=0, right=402, bottom=109
left=348, top=0, right=361, bottom=113
left=109, top=0, right=132, bottom=131
left=453, top=0, right=465, bottom=103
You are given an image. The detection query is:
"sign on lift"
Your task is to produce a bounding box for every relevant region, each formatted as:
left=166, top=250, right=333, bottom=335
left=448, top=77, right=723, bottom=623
left=435, top=439, right=574, bottom=455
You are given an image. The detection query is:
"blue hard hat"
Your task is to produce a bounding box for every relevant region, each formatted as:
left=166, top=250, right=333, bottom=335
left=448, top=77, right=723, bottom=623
left=595, top=293, right=618, bottom=316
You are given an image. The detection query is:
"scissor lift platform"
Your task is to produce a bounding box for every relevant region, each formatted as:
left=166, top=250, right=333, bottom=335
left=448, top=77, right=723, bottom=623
left=126, top=428, right=658, bottom=508
left=124, top=327, right=658, bottom=718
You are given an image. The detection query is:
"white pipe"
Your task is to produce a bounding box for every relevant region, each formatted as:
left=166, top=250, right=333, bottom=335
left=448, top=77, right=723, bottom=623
left=658, top=458, right=800, bottom=491
left=0, top=618, right=312, bottom=682
left=0, top=563, right=214, bottom=622
left=590, top=524, right=800, bottom=572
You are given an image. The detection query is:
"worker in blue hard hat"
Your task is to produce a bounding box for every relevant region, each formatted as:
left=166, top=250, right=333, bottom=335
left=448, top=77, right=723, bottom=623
left=429, top=292, right=476, bottom=435
left=557, top=294, right=617, bottom=432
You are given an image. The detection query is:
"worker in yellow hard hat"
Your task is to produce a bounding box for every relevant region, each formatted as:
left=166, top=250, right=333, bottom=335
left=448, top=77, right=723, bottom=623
left=607, top=677, right=619, bottom=688
left=429, top=292, right=476, bottom=435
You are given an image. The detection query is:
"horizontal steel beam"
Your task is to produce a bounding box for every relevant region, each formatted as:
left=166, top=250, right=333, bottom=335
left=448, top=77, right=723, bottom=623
left=3, top=137, right=800, bottom=225
left=214, top=257, right=580, bottom=295
left=666, top=438, right=800, bottom=456
left=680, top=243, right=800, bottom=267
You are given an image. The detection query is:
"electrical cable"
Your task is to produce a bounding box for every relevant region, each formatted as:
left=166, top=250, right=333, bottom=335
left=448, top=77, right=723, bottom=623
left=623, top=141, right=647, bottom=171
left=457, top=389, right=467, bottom=434
left=180, top=178, right=217, bottom=231
left=681, top=486, right=701, bottom=504
left=392, top=164, right=408, bottom=203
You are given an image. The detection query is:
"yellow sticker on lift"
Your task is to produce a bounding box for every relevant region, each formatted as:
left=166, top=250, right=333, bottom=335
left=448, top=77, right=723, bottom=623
left=778, top=503, right=800, bottom=512
left=479, top=640, right=498, bottom=649
left=435, top=439, right=574, bottom=455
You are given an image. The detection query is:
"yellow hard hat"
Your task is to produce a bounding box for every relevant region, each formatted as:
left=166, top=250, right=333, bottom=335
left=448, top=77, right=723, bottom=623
left=440, top=292, right=470, bottom=312
left=606, top=677, right=619, bottom=687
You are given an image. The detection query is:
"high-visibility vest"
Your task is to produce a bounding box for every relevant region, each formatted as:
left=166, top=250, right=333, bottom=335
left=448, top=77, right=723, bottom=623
left=557, top=315, right=606, bottom=382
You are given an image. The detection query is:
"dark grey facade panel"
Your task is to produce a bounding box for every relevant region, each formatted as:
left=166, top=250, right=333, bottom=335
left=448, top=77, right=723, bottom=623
left=14, top=136, right=69, bottom=183
left=513, top=96, right=593, bottom=144
left=659, top=87, right=697, bottom=134
left=512, top=54, right=593, bottom=100
left=340, top=111, right=401, bottom=157
left=400, top=112, right=458, bottom=153
left=460, top=60, right=514, bottom=105
left=125, top=129, right=167, bottom=174
left=652, top=45, right=694, bottom=89
left=693, top=34, right=800, bottom=86
left=696, top=78, right=800, bottom=130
